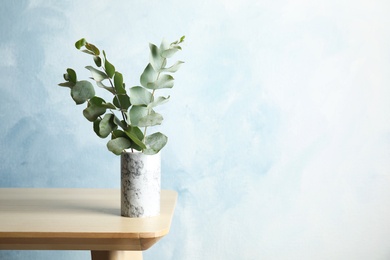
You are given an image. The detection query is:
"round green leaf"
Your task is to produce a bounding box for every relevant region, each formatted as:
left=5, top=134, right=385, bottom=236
left=138, top=112, right=163, bottom=127
left=83, top=99, right=106, bottom=122
left=129, top=106, right=149, bottom=126
left=98, top=114, right=117, bottom=138
left=143, top=132, right=167, bottom=155
left=71, top=80, right=95, bottom=105
left=129, top=86, right=153, bottom=106
left=107, top=137, right=132, bottom=155
left=146, top=74, right=174, bottom=89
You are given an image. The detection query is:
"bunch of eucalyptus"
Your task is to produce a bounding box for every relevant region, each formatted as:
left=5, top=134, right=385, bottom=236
left=59, top=36, right=184, bottom=155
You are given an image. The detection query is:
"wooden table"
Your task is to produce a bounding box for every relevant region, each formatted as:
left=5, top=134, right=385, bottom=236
left=0, top=189, right=177, bottom=260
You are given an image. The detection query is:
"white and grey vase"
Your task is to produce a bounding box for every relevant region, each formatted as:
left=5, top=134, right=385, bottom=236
left=121, top=151, right=161, bottom=218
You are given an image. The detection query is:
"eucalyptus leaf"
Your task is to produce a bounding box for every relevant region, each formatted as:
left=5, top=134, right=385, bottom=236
left=138, top=112, right=163, bottom=127
left=146, top=74, right=174, bottom=89
left=107, top=137, right=132, bottom=155
left=149, top=43, right=164, bottom=71
left=82, top=97, right=107, bottom=122
left=98, top=113, right=117, bottom=138
left=66, top=68, right=77, bottom=83
left=129, top=86, right=153, bottom=106
left=113, top=115, right=126, bottom=129
left=82, top=50, right=95, bottom=55
left=83, top=103, right=106, bottom=122
left=85, top=42, right=100, bottom=55
left=114, top=72, right=125, bottom=94
left=71, top=80, right=95, bottom=105
left=111, top=129, right=127, bottom=139
left=104, top=52, right=115, bottom=78
left=143, top=132, right=168, bottom=155
left=140, top=63, right=158, bottom=88
left=162, top=48, right=179, bottom=58
left=93, top=119, right=101, bottom=137
left=93, top=56, right=102, bottom=67
left=129, top=106, right=149, bottom=126
left=102, top=102, right=116, bottom=109
left=58, top=82, right=74, bottom=88
left=75, top=38, right=86, bottom=49
left=160, top=61, right=184, bottom=73
left=85, top=66, right=108, bottom=82
left=147, top=96, right=170, bottom=109
left=96, top=81, right=115, bottom=94
left=113, top=94, right=131, bottom=110
left=124, top=128, right=146, bottom=150
left=159, top=38, right=169, bottom=52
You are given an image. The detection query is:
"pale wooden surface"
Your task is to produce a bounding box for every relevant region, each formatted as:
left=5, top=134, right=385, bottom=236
left=0, top=189, right=177, bottom=251
left=91, top=250, right=143, bottom=260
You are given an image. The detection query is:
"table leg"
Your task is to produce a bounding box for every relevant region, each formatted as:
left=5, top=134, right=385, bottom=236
left=91, top=251, right=143, bottom=260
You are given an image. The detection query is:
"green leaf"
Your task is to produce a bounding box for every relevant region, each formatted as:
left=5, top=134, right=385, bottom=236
left=75, top=38, right=86, bottom=49
left=146, top=74, right=174, bottom=89
left=83, top=106, right=106, bottom=122
left=143, top=132, right=167, bottom=155
left=98, top=113, right=117, bottom=138
left=94, top=56, right=102, bottom=67
left=147, top=95, right=170, bottom=109
left=124, top=128, right=146, bottom=150
left=63, top=73, right=70, bottom=81
left=140, top=63, right=158, bottom=88
left=111, top=129, right=127, bottom=139
left=113, top=94, right=131, bottom=110
left=161, top=48, right=179, bottom=58
left=82, top=97, right=107, bottom=122
left=160, top=39, right=169, bottom=52
left=113, top=115, right=126, bottom=129
left=160, top=61, right=184, bottom=73
left=129, top=106, right=149, bottom=126
left=149, top=43, right=164, bottom=71
left=82, top=49, right=95, bottom=55
left=93, top=118, right=101, bottom=136
left=114, top=72, right=125, bottom=94
left=138, top=112, right=163, bottom=127
left=96, top=81, right=115, bottom=94
left=71, top=80, right=95, bottom=105
left=85, top=66, right=108, bottom=82
left=107, top=137, right=132, bottom=155
left=66, top=68, right=77, bottom=83
left=102, top=102, right=116, bottom=109
left=103, top=51, right=115, bottom=78
left=58, top=82, right=74, bottom=88
left=129, top=86, right=153, bottom=106
left=85, top=42, right=100, bottom=55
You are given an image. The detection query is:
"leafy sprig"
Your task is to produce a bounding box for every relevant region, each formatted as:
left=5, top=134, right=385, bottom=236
left=59, top=36, right=185, bottom=155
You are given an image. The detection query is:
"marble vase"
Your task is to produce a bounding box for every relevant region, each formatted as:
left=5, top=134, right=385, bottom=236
left=120, top=151, right=161, bottom=218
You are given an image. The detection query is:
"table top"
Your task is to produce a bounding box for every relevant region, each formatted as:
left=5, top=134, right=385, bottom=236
left=0, top=188, right=177, bottom=251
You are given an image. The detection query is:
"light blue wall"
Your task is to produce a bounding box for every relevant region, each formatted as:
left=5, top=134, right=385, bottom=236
left=1, top=0, right=390, bottom=259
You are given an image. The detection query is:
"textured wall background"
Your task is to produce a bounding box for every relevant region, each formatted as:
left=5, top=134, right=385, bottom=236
left=1, top=0, right=389, bottom=259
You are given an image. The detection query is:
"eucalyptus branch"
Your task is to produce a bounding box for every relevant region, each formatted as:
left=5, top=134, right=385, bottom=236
left=59, top=36, right=185, bottom=155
